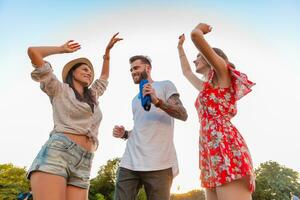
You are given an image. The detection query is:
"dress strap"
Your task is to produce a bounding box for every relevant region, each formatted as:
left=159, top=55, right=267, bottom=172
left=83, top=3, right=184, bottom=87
left=202, top=69, right=215, bottom=89
left=207, top=69, right=215, bottom=83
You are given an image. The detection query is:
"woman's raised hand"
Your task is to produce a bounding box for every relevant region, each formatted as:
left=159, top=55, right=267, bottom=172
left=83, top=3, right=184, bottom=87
left=194, top=23, right=212, bottom=35
left=178, top=34, right=185, bottom=48
left=106, top=32, right=123, bottom=50
left=61, top=40, right=81, bottom=53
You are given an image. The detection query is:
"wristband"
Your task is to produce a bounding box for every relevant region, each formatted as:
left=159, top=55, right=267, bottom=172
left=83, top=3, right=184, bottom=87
left=103, top=54, right=110, bottom=60
left=121, top=130, right=128, bottom=139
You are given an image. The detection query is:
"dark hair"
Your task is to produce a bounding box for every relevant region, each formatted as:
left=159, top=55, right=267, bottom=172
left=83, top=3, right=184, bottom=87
left=212, top=47, right=235, bottom=68
left=129, top=55, right=152, bottom=67
left=66, top=63, right=96, bottom=112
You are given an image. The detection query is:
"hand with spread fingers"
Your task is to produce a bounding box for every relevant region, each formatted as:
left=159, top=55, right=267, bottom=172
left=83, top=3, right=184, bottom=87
left=60, top=40, right=81, bottom=53
left=106, top=32, right=123, bottom=51
left=100, top=32, right=123, bottom=80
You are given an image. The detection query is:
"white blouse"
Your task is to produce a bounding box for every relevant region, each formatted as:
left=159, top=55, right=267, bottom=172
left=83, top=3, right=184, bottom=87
left=31, top=61, right=108, bottom=148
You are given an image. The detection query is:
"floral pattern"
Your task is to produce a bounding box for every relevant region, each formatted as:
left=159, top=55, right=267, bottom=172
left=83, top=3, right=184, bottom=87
left=195, top=65, right=256, bottom=192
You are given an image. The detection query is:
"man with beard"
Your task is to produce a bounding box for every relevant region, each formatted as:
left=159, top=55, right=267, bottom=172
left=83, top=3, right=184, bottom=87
left=113, top=55, right=188, bottom=200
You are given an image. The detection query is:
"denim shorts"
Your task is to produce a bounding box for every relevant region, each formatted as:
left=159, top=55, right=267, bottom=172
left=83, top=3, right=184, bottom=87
left=27, top=133, right=94, bottom=189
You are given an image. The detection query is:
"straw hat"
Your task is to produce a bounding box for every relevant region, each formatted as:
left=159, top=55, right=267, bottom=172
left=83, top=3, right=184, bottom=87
left=62, top=57, right=94, bottom=85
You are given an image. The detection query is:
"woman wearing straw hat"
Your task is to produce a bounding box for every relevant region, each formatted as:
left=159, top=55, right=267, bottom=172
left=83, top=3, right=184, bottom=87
left=26, top=33, right=122, bottom=200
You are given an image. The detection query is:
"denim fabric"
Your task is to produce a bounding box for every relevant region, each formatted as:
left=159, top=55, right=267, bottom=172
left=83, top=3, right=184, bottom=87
left=27, top=133, right=94, bottom=189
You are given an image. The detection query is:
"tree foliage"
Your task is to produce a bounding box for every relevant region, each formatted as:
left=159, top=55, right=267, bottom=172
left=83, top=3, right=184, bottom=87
left=253, top=161, right=300, bottom=200
left=137, top=187, right=147, bottom=200
left=0, top=163, right=30, bottom=200
left=171, top=189, right=205, bottom=200
left=89, top=158, right=154, bottom=200
left=3, top=159, right=300, bottom=200
left=89, top=158, right=120, bottom=200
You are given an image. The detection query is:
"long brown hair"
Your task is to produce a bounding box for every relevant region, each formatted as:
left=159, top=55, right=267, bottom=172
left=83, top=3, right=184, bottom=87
left=66, top=63, right=96, bottom=112
left=213, top=47, right=235, bottom=68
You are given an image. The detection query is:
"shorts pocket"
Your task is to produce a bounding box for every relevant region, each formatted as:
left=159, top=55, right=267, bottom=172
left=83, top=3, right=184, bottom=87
left=46, top=138, right=73, bottom=152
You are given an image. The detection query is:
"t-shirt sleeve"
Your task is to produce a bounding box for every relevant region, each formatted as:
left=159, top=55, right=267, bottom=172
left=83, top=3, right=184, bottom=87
left=31, top=61, right=62, bottom=97
left=164, top=80, right=179, bottom=100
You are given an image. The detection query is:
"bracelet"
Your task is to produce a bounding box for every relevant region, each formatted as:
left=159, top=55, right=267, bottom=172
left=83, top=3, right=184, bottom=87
left=179, top=54, right=186, bottom=57
left=121, top=130, right=128, bottom=139
left=154, top=98, right=163, bottom=107
left=103, top=54, right=110, bottom=60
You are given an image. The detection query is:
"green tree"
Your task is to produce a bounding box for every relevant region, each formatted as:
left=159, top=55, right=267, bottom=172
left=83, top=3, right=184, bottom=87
left=89, top=158, right=153, bottom=200
left=95, top=193, right=106, bottom=200
left=137, top=186, right=147, bottom=200
left=89, top=158, right=120, bottom=200
left=0, top=163, right=30, bottom=200
left=171, top=189, right=205, bottom=200
left=253, top=161, right=300, bottom=200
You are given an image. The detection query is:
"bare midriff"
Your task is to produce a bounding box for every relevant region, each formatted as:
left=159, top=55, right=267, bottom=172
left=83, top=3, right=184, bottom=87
left=63, top=132, right=96, bottom=152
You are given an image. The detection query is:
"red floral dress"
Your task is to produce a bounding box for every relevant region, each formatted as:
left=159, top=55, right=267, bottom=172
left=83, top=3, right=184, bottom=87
left=195, top=65, right=255, bottom=192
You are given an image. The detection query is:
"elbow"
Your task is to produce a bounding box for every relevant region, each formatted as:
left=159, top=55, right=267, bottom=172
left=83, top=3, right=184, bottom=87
left=190, top=29, right=203, bottom=42
left=27, top=47, right=37, bottom=59
left=190, top=30, right=198, bottom=41
left=182, top=112, right=188, bottom=121
left=27, top=47, right=33, bottom=57
left=179, top=108, right=188, bottom=122
left=27, top=47, right=45, bottom=67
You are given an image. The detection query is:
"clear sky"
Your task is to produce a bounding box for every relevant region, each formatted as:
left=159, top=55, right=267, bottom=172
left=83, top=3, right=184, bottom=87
left=1, top=0, right=300, bottom=193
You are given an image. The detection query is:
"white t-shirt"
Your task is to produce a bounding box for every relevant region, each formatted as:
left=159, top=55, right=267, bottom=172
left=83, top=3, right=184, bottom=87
left=120, top=80, right=179, bottom=177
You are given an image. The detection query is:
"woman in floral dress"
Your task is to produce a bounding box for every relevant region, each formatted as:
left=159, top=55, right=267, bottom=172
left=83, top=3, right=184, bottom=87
left=177, top=23, right=255, bottom=200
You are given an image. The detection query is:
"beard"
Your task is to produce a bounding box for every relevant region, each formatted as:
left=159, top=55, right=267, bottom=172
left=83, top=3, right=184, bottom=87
left=132, top=70, right=148, bottom=84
